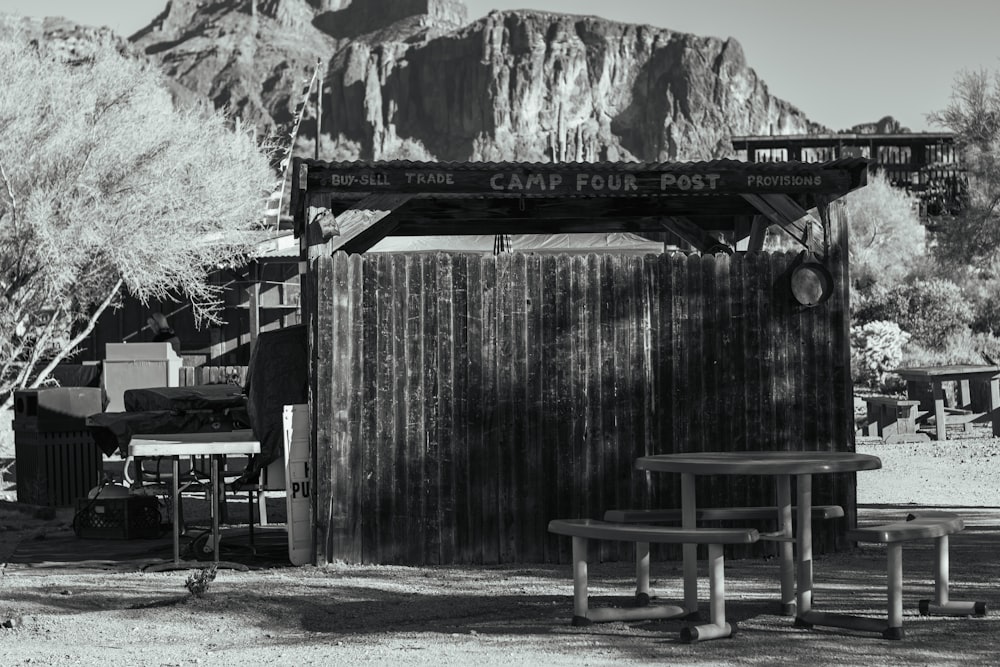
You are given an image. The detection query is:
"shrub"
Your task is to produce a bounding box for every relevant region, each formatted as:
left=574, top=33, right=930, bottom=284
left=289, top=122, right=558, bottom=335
left=899, top=331, right=1000, bottom=367
left=971, top=291, right=1000, bottom=336
left=843, top=169, right=926, bottom=290
left=851, top=320, right=911, bottom=389
left=852, top=279, right=973, bottom=348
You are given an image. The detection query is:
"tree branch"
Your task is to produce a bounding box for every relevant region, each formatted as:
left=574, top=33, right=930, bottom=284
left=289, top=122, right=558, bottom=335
left=0, top=278, right=123, bottom=411
left=10, top=296, right=63, bottom=390
left=0, top=158, right=16, bottom=229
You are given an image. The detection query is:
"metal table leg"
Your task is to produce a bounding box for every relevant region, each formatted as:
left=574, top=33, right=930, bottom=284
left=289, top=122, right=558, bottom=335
left=681, top=472, right=700, bottom=619
left=776, top=474, right=795, bottom=616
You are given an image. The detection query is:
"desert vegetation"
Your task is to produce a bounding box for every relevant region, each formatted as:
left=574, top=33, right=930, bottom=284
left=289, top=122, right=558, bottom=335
left=0, top=36, right=277, bottom=411
left=849, top=68, right=1000, bottom=394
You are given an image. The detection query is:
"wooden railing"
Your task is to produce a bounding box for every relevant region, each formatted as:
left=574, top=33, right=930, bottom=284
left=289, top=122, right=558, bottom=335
left=178, top=366, right=247, bottom=387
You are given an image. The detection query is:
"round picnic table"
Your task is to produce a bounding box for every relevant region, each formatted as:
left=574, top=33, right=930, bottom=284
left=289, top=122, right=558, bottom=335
left=634, top=451, right=882, bottom=621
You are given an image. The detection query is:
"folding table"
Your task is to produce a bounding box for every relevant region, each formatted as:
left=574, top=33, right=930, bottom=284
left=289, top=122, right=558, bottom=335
left=129, top=430, right=260, bottom=572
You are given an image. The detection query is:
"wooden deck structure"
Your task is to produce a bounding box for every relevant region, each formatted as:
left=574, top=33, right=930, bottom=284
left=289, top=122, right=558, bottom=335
left=292, top=158, right=870, bottom=565
left=80, top=237, right=301, bottom=368
left=731, top=133, right=965, bottom=218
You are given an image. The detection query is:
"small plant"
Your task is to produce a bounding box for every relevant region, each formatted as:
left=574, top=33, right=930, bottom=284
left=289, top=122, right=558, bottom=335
left=185, top=564, right=218, bottom=599
left=851, top=320, right=911, bottom=390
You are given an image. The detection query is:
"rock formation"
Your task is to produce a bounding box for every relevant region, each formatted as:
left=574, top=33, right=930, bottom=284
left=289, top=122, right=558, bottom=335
left=6, top=0, right=830, bottom=161
left=324, top=10, right=826, bottom=161
left=0, top=14, right=134, bottom=62
left=844, top=115, right=910, bottom=135
left=0, top=13, right=205, bottom=108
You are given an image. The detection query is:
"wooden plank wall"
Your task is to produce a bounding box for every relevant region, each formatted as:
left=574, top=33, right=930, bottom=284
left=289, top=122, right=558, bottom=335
left=314, top=248, right=854, bottom=565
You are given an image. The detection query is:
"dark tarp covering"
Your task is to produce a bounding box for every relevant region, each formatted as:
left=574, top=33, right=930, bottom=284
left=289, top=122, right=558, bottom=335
left=123, top=385, right=246, bottom=413
left=87, top=409, right=251, bottom=457
left=87, top=384, right=252, bottom=456
left=239, top=324, right=308, bottom=483
left=51, top=363, right=103, bottom=389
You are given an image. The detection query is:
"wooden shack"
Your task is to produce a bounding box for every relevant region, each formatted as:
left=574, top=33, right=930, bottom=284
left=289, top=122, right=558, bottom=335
left=80, top=231, right=301, bottom=371
left=292, top=158, right=870, bottom=565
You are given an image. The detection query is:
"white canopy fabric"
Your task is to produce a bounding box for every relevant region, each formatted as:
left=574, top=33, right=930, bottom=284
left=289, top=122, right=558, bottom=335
left=367, top=233, right=664, bottom=254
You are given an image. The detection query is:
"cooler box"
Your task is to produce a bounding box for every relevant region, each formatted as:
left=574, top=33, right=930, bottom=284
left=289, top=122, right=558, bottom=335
left=102, top=343, right=182, bottom=412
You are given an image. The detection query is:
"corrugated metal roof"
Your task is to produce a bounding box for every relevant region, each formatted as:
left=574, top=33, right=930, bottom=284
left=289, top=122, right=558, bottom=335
left=252, top=230, right=298, bottom=259
left=296, top=157, right=870, bottom=171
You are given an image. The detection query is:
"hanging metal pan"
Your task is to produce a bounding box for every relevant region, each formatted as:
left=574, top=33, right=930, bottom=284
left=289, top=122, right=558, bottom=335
left=790, top=251, right=834, bottom=307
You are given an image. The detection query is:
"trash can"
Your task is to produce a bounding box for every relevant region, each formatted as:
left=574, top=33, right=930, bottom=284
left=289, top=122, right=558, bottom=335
left=12, top=388, right=104, bottom=507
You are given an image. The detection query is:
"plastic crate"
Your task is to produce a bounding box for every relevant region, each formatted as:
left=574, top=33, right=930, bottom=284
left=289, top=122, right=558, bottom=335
left=73, top=495, right=162, bottom=540
left=14, top=430, right=103, bottom=507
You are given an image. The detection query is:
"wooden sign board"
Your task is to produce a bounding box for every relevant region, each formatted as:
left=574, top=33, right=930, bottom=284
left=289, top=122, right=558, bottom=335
left=301, top=162, right=856, bottom=198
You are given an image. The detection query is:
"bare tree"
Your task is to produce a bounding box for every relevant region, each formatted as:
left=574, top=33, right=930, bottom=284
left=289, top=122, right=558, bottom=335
left=0, top=37, right=277, bottom=408
left=927, top=68, right=1000, bottom=263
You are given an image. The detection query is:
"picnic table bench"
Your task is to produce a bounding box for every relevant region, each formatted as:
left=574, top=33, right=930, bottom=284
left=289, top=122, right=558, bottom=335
left=548, top=518, right=760, bottom=642
left=797, top=511, right=986, bottom=639
left=860, top=396, right=929, bottom=443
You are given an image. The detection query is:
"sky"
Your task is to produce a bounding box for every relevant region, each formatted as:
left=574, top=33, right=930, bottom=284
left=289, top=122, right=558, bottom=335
left=3, top=0, right=999, bottom=132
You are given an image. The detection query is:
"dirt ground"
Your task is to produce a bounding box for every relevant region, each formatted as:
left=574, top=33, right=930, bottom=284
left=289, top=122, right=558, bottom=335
left=2, top=421, right=1000, bottom=665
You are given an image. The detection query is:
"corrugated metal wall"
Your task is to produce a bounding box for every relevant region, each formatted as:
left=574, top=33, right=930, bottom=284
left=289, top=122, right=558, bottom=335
left=314, top=248, right=854, bottom=565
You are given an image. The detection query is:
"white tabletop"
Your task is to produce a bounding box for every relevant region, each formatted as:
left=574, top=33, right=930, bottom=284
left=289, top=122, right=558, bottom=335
left=129, top=430, right=261, bottom=457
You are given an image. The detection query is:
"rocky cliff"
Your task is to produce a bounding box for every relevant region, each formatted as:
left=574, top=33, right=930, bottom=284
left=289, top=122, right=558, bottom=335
left=7, top=0, right=828, bottom=162
left=844, top=115, right=910, bottom=134
left=0, top=13, right=205, bottom=109
left=325, top=9, right=826, bottom=161
left=0, top=14, right=133, bottom=62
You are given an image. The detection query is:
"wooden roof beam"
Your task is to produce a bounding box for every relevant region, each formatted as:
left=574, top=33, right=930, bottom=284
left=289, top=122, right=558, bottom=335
left=741, top=193, right=824, bottom=255
left=308, top=193, right=414, bottom=257
left=658, top=217, right=733, bottom=254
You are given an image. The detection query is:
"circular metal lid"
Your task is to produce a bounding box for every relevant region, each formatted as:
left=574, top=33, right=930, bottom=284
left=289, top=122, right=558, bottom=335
left=791, top=261, right=833, bottom=307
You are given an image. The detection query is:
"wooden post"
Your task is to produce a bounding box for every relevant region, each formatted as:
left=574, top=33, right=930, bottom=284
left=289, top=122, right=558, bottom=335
left=828, top=200, right=854, bottom=451
left=248, top=263, right=261, bottom=350
left=314, top=59, right=323, bottom=161
left=747, top=215, right=768, bottom=252
left=932, top=382, right=948, bottom=441
left=733, top=215, right=752, bottom=251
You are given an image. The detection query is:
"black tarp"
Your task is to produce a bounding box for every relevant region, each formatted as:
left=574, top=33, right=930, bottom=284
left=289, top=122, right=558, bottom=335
left=123, top=385, right=246, bottom=413
left=50, top=363, right=103, bottom=388
left=87, top=409, right=250, bottom=457
left=240, top=324, right=308, bottom=482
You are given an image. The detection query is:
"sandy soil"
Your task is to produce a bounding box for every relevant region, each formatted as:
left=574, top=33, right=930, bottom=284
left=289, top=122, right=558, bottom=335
left=2, top=511, right=999, bottom=667
left=2, top=418, right=1000, bottom=665
left=855, top=435, right=1000, bottom=506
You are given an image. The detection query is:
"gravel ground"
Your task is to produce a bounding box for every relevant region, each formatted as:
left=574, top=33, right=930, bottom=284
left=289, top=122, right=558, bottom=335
left=855, top=434, right=1000, bottom=506
left=3, top=408, right=1000, bottom=665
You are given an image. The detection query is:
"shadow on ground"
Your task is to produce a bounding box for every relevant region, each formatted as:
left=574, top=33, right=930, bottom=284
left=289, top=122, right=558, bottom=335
left=2, top=505, right=1000, bottom=666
